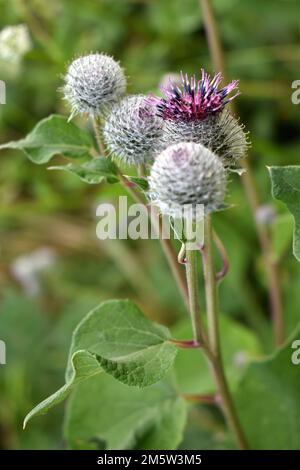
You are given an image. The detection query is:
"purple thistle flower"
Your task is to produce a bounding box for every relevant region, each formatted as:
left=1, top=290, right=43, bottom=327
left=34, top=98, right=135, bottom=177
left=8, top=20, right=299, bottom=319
left=150, top=70, right=240, bottom=122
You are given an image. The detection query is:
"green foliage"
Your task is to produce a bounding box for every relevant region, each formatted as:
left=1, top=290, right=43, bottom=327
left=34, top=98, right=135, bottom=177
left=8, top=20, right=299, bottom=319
left=0, top=115, right=94, bottom=163
left=64, top=374, right=187, bottom=450
left=0, top=291, right=70, bottom=449
left=173, top=316, right=261, bottom=394
left=235, top=325, right=300, bottom=449
left=148, top=0, right=200, bottom=36
left=66, top=300, right=177, bottom=387
left=24, top=300, right=177, bottom=431
left=49, top=157, right=119, bottom=184
left=23, top=351, right=102, bottom=429
left=270, top=213, right=294, bottom=262
left=1, top=0, right=300, bottom=452
left=126, top=176, right=149, bottom=191
left=269, top=166, right=300, bottom=261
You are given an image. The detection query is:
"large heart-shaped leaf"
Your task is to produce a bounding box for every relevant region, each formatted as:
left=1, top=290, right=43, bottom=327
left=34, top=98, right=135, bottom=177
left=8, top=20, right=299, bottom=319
left=66, top=299, right=177, bottom=387
left=235, top=325, right=300, bottom=449
left=64, top=374, right=187, bottom=450
left=23, top=300, right=177, bottom=428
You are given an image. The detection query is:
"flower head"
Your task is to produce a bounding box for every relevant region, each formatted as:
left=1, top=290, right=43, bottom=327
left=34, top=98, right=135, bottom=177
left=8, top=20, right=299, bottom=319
left=103, top=95, right=162, bottom=166
left=63, top=53, right=126, bottom=118
left=160, top=110, right=248, bottom=168
left=150, top=70, right=239, bottom=122
left=150, top=70, right=248, bottom=168
left=149, top=142, right=226, bottom=218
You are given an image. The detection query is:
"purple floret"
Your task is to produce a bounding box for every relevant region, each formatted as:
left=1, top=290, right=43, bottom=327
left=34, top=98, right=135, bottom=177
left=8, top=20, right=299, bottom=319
left=149, top=69, right=240, bottom=122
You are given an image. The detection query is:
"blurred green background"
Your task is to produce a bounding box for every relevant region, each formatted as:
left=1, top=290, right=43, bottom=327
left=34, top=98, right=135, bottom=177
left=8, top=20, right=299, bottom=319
left=0, top=0, right=300, bottom=450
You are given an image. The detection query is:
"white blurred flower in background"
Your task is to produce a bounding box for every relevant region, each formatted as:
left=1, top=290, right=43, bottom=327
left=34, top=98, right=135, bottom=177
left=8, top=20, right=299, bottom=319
left=11, top=247, right=56, bottom=296
left=0, top=24, right=32, bottom=75
left=0, top=24, right=31, bottom=64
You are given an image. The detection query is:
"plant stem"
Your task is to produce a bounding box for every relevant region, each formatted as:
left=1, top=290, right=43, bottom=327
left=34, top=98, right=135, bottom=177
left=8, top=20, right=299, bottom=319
left=199, top=0, right=225, bottom=73
left=185, top=249, right=204, bottom=344
left=213, top=229, right=229, bottom=283
left=92, top=117, right=106, bottom=155
left=151, top=210, right=189, bottom=309
left=203, top=218, right=220, bottom=357
left=118, top=174, right=189, bottom=307
left=181, top=393, right=216, bottom=405
left=91, top=122, right=189, bottom=308
left=202, top=215, right=249, bottom=450
left=170, top=339, right=201, bottom=349
left=118, top=172, right=146, bottom=205
left=199, top=0, right=284, bottom=346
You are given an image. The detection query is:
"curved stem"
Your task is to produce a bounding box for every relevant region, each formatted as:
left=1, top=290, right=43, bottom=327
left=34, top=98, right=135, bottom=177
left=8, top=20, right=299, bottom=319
left=213, top=230, right=229, bottom=283
left=151, top=211, right=189, bottom=308
left=91, top=122, right=189, bottom=308
left=119, top=174, right=189, bottom=307
left=199, top=0, right=284, bottom=346
left=202, top=215, right=249, bottom=450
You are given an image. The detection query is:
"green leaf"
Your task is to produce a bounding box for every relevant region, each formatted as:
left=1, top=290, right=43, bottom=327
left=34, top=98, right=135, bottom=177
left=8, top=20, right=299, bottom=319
left=235, top=325, right=300, bottom=449
left=269, top=165, right=300, bottom=261
left=134, top=395, right=187, bottom=450
left=23, top=350, right=102, bottom=429
left=23, top=300, right=177, bottom=429
left=178, top=408, right=235, bottom=450
left=64, top=373, right=187, bottom=450
left=0, top=115, right=94, bottom=164
left=67, top=299, right=177, bottom=387
left=126, top=176, right=149, bottom=191
left=49, top=157, right=119, bottom=184
left=270, top=213, right=294, bottom=261
left=173, top=315, right=261, bottom=395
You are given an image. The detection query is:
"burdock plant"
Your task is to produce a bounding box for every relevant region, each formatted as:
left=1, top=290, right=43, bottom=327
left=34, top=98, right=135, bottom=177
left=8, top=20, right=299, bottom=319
left=1, top=51, right=253, bottom=450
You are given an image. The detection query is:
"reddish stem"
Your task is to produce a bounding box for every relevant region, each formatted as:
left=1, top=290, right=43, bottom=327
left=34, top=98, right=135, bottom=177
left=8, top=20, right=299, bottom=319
left=181, top=393, right=217, bottom=405
left=170, top=339, right=202, bottom=349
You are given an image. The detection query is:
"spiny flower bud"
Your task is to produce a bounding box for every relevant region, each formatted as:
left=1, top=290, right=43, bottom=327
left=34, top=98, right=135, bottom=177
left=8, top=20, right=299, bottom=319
left=160, top=110, right=248, bottom=168
left=150, top=70, right=248, bottom=167
left=149, top=142, right=226, bottom=218
left=63, top=53, right=126, bottom=118
left=103, top=95, right=163, bottom=166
